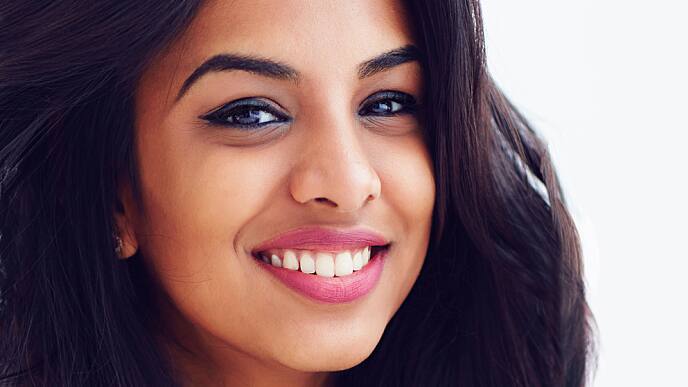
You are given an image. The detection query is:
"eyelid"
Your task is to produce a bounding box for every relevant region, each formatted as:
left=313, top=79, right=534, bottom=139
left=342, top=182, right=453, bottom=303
left=199, top=97, right=290, bottom=124
left=361, top=90, right=400, bottom=102
left=198, top=96, right=291, bottom=129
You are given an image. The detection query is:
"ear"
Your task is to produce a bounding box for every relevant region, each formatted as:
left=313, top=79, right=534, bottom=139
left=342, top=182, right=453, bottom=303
left=113, top=177, right=140, bottom=260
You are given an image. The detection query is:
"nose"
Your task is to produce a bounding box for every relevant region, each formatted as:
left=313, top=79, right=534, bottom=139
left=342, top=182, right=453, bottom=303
left=288, top=115, right=381, bottom=213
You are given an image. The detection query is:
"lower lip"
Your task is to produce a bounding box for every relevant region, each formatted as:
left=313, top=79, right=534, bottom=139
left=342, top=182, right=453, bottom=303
left=254, top=248, right=388, bottom=304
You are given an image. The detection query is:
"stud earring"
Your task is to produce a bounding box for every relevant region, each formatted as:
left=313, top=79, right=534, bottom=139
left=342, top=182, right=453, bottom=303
left=114, top=233, right=124, bottom=256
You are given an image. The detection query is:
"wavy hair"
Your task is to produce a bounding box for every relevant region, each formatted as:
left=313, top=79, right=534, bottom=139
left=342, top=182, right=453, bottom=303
left=0, top=1, right=594, bottom=386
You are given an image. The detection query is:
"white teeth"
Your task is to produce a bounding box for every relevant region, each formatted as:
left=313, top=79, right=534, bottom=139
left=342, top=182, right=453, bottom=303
left=259, top=246, right=380, bottom=276
left=334, top=251, right=354, bottom=276
left=299, top=252, right=316, bottom=274
left=271, top=254, right=282, bottom=268
left=315, top=253, right=335, bottom=278
left=283, top=250, right=299, bottom=271
left=352, top=251, right=363, bottom=271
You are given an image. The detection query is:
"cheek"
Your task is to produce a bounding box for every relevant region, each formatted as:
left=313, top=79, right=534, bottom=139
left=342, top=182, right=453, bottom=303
left=374, top=133, right=435, bottom=232
left=134, top=128, right=284, bottom=292
left=134, top=132, right=292, bottom=344
left=367, top=132, right=435, bottom=306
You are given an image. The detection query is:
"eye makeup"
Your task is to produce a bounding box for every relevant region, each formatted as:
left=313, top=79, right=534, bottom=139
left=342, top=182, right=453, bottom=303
left=199, top=97, right=291, bottom=130
left=357, top=90, right=418, bottom=117
left=198, top=89, right=420, bottom=137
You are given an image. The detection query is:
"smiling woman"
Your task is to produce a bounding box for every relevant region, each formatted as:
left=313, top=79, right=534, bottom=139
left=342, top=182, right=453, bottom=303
left=0, top=1, right=593, bottom=387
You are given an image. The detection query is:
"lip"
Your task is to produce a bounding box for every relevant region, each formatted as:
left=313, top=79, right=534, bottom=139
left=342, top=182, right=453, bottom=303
left=251, top=226, right=390, bottom=254
left=254, top=246, right=389, bottom=304
left=249, top=226, right=391, bottom=304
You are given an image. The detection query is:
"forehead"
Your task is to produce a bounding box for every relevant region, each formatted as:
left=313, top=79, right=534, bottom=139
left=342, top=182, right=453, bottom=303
left=153, top=0, right=414, bottom=82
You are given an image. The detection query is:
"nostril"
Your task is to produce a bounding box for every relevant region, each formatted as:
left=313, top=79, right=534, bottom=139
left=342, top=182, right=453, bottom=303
left=314, top=197, right=336, bottom=206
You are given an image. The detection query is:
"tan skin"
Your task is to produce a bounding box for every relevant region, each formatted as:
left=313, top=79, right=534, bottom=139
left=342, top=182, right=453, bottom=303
left=114, top=1, right=435, bottom=386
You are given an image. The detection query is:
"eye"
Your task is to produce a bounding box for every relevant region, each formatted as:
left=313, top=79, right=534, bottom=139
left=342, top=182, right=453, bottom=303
left=200, top=97, right=291, bottom=129
left=358, top=91, right=417, bottom=117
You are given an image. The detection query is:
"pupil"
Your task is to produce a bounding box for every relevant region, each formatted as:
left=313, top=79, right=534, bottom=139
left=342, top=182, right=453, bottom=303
left=233, top=109, right=262, bottom=124
left=373, top=101, right=391, bottom=114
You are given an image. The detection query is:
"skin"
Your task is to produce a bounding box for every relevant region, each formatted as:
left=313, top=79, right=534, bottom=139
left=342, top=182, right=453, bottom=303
left=115, top=0, right=435, bottom=386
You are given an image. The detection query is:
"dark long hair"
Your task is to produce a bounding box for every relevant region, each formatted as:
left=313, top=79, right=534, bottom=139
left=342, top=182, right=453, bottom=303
left=0, top=1, right=594, bottom=386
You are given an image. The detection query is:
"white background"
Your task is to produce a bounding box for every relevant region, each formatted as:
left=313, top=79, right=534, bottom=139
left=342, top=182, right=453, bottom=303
left=481, top=1, right=688, bottom=386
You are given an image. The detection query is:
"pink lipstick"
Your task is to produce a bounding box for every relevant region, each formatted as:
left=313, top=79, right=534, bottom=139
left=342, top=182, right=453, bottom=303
left=251, top=226, right=391, bottom=304
left=252, top=226, right=389, bottom=253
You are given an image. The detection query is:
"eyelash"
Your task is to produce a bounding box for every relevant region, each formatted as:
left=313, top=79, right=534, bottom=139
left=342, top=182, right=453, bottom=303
left=199, top=91, right=418, bottom=130
left=358, top=91, right=418, bottom=117
left=199, top=98, right=291, bottom=129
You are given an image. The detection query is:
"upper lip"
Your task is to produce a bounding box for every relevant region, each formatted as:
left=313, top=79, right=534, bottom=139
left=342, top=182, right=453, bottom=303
left=251, top=226, right=390, bottom=254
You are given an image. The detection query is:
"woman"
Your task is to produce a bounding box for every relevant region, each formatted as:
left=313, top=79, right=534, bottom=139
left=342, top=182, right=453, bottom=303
left=0, top=0, right=594, bottom=386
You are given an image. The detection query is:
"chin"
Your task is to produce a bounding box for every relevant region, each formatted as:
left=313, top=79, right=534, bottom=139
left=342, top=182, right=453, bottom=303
left=276, top=327, right=384, bottom=372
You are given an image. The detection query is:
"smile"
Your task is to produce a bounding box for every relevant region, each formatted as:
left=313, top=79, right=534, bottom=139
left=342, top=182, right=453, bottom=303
left=250, top=226, right=392, bottom=303
left=255, top=245, right=388, bottom=277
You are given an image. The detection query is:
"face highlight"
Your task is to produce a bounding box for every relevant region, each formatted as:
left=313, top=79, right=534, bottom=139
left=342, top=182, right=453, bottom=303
left=121, top=0, right=435, bottom=384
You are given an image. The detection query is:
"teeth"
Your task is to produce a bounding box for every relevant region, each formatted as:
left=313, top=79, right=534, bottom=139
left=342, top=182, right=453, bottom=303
left=315, top=253, right=335, bottom=277
left=260, top=246, right=379, bottom=277
left=334, top=252, right=353, bottom=276
left=352, top=251, right=363, bottom=271
left=283, top=250, right=299, bottom=271
left=299, top=252, right=316, bottom=274
left=271, top=254, right=282, bottom=268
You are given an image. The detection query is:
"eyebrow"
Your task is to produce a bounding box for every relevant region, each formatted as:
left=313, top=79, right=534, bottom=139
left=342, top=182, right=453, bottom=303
left=357, top=44, right=420, bottom=78
left=175, top=44, right=420, bottom=102
left=175, top=55, right=297, bottom=101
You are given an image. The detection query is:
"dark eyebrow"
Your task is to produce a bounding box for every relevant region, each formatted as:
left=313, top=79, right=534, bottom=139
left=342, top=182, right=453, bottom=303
left=358, top=44, right=420, bottom=78
left=176, top=44, right=420, bottom=102
left=175, top=55, right=298, bottom=101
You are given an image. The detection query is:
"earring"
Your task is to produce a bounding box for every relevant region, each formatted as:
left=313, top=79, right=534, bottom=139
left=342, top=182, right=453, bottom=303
left=114, top=233, right=124, bottom=256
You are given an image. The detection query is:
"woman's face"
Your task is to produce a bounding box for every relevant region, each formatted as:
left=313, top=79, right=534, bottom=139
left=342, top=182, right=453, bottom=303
left=123, top=0, right=434, bottom=380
